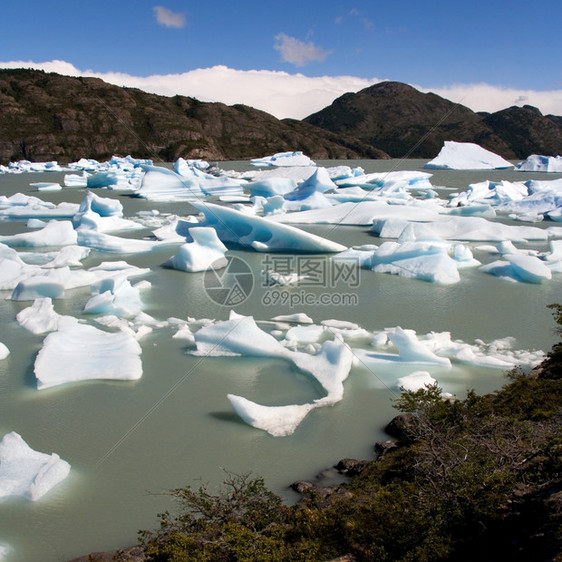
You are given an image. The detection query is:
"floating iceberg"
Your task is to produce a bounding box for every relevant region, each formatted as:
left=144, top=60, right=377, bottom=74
left=16, top=298, right=60, bottom=334
left=84, top=276, right=144, bottom=318
left=480, top=253, right=553, bottom=283
left=516, top=154, right=562, bottom=172
left=396, top=371, right=437, bottom=391
left=72, top=191, right=141, bottom=232
left=425, top=141, right=514, bottom=170
left=0, top=431, right=70, bottom=501
left=0, top=220, right=77, bottom=248
left=251, top=151, right=315, bottom=167
left=34, top=317, right=143, bottom=389
left=193, top=202, right=346, bottom=253
left=134, top=165, right=204, bottom=201
left=227, top=396, right=315, bottom=438
left=0, top=343, right=9, bottom=360
left=162, top=227, right=228, bottom=272
left=0, top=193, right=78, bottom=219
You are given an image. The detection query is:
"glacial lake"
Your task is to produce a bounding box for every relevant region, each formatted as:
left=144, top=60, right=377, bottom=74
left=0, top=159, right=561, bottom=561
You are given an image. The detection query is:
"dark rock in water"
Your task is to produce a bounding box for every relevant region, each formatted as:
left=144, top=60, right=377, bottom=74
left=385, top=413, right=417, bottom=439
left=335, top=458, right=369, bottom=476
left=290, top=480, right=316, bottom=494
left=373, top=440, right=397, bottom=460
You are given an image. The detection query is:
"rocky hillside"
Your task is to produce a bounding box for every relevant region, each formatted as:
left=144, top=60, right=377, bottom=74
left=304, top=81, right=562, bottom=159
left=0, top=69, right=387, bottom=164
left=1, top=70, right=560, bottom=164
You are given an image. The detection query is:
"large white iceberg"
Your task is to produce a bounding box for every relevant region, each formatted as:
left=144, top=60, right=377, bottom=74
left=425, top=141, right=514, bottom=170
left=193, top=202, right=346, bottom=253
left=34, top=317, right=143, bottom=389
left=0, top=431, right=70, bottom=501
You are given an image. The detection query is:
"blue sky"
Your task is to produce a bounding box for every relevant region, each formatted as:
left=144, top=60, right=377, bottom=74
left=1, top=0, right=560, bottom=118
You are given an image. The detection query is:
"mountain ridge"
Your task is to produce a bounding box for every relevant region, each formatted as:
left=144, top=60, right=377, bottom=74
left=0, top=69, right=560, bottom=164
left=304, top=81, right=562, bottom=159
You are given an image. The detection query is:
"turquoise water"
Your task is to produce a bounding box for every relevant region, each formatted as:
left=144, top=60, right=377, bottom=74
left=0, top=160, right=560, bottom=561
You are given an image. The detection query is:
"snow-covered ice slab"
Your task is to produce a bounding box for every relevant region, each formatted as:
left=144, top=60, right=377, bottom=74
left=425, top=141, right=514, bottom=170
left=251, top=151, right=315, bottom=167
left=516, top=154, right=562, bottom=172
left=0, top=431, right=70, bottom=501
left=34, top=317, right=142, bottom=389
left=162, top=227, right=228, bottom=272
left=193, top=202, right=346, bottom=253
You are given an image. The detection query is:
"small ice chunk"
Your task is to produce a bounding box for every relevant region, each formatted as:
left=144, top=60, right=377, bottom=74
left=396, top=371, right=437, bottom=391
left=227, top=395, right=315, bottom=437
left=251, top=151, right=315, bottom=167
left=388, top=327, right=451, bottom=366
left=16, top=298, right=60, bottom=334
left=0, top=343, right=9, bottom=360
left=0, top=431, right=70, bottom=501
left=162, top=227, right=228, bottom=272
left=286, top=324, right=325, bottom=343
left=271, top=313, right=314, bottom=324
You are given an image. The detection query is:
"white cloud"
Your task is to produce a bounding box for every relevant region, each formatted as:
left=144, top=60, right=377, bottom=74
left=0, top=60, right=561, bottom=121
left=153, top=6, right=186, bottom=28
left=419, top=83, right=562, bottom=117
left=273, top=33, right=332, bottom=67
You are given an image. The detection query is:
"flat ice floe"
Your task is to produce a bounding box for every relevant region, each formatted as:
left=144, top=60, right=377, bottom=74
left=425, top=141, right=514, bottom=170
left=34, top=317, right=143, bottom=389
left=0, top=431, right=70, bottom=501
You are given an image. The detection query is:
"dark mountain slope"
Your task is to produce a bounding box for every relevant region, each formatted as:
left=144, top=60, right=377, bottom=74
left=0, top=69, right=386, bottom=164
left=304, top=81, right=562, bottom=159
